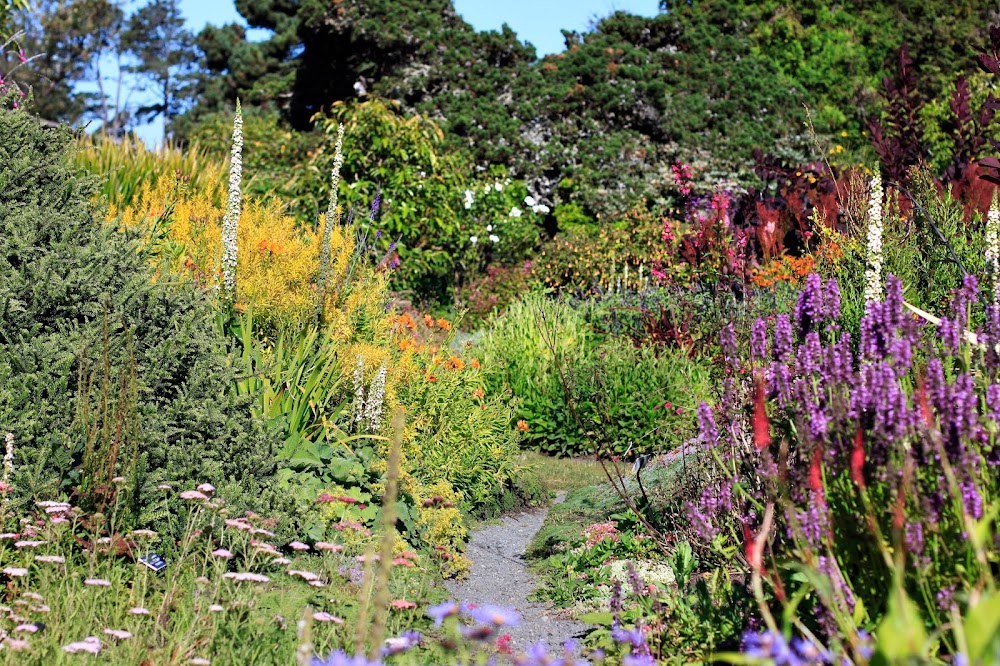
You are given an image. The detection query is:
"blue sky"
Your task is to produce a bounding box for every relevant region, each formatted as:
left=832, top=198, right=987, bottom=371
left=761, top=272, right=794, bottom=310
left=126, top=0, right=660, bottom=144
left=179, top=0, right=662, bottom=57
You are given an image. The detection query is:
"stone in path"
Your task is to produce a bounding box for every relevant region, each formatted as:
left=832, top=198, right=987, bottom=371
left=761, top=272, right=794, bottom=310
left=445, top=498, right=587, bottom=653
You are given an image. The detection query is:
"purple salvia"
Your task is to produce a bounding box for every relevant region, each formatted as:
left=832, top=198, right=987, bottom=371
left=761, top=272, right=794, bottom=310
left=794, top=273, right=825, bottom=336
left=773, top=315, right=794, bottom=363
left=751, top=318, right=768, bottom=365
left=697, top=402, right=719, bottom=448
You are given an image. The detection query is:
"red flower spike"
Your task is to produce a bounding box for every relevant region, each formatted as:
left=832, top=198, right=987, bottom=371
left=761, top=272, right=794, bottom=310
left=916, top=375, right=933, bottom=428
left=752, top=374, right=771, bottom=450
left=850, top=426, right=866, bottom=490
left=742, top=523, right=761, bottom=574
left=808, top=446, right=824, bottom=497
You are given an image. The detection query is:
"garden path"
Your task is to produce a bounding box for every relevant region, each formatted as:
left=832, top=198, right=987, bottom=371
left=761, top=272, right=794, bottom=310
left=445, top=495, right=587, bottom=653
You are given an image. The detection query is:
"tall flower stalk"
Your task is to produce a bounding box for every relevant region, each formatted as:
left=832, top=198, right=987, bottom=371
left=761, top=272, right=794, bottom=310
left=986, top=190, right=1000, bottom=305
left=316, top=123, right=345, bottom=321
left=863, top=171, right=884, bottom=305
left=1, top=432, right=14, bottom=525
left=220, top=100, right=244, bottom=305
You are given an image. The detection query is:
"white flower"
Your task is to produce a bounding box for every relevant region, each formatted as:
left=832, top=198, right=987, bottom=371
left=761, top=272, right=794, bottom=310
left=486, top=225, right=493, bottom=232
left=463, top=189, right=474, bottom=210
left=532, top=204, right=550, bottom=215
left=524, top=195, right=536, bottom=207
left=470, top=236, right=478, bottom=245
left=494, top=182, right=503, bottom=192
left=489, top=234, right=499, bottom=243
left=220, top=100, right=244, bottom=304
left=863, top=172, right=884, bottom=304
left=317, top=123, right=346, bottom=316
left=352, top=356, right=366, bottom=427
left=364, top=365, right=387, bottom=433
left=509, top=207, right=522, bottom=218
left=987, top=190, right=1000, bottom=305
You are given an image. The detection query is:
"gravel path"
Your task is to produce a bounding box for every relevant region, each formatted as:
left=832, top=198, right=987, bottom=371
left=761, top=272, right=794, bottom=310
left=445, top=496, right=587, bottom=653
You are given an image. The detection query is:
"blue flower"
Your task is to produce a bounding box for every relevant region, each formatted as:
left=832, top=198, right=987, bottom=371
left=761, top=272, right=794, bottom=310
left=381, top=630, right=421, bottom=657
left=427, top=600, right=459, bottom=626
left=465, top=604, right=521, bottom=628
left=311, top=650, right=382, bottom=666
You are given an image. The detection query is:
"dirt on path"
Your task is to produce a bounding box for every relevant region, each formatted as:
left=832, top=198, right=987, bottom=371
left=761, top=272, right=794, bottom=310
left=445, top=496, right=587, bottom=653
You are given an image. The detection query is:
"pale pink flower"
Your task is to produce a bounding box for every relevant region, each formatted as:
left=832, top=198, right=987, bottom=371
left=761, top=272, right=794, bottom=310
left=44, top=505, right=70, bottom=514
left=196, top=483, right=215, bottom=494
left=35, top=501, right=69, bottom=509
left=103, top=629, right=132, bottom=640
left=224, top=518, right=251, bottom=531
left=271, top=557, right=291, bottom=565
left=22, top=592, right=43, bottom=602
left=195, top=576, right=210, bottom=584
left=223, top=572, right=269, bottom=583
left=14, top=623, right=38, bottom=633
left=157, top=484, right=172, bottom=490
left=288, top=541, right=310, bottom=551
left=96, top=537, right=111, bottom=545
left=287, top=570, right=319, bottom=581
left=14, top=540, right=45, bottom=548
left=84, top=578, right=111, bottom=587
left=0, top=533, right=19, bottom=539
left=111, top=476, right=125, bottom=484
left=131, top=529, right=157, bottom=538
left=390, top=599, right=417, bottom=610
left=211, top=548, right=233, bottom=559
left=315, top=542, right=343, bottom=552
left=311, top=612, right=343, bottom=623
left=208, top=604, right=225, bottom=612
left=250, top=528, right=275, bottom=537
left=3, top=567, right=28, bottom=577
left=254, top=544, right=278, bottom=555
left=34, top=555, right=64, bottom=564
left=356, top=554, right=379, bottom=563
left=4, top=638, right=29, bottom=651
left=50, top=516, right=69, bottom=524
left=309, top=580, right=326, bottom=588
left=62, top=636, right=101, bottom=654
left=129, top=607, right=150, bottom=616
left=31, top=605, right=50, bottom=613
left=179, top=490, right=208, bottom=501
left=189, top=659, right=211, bottom=665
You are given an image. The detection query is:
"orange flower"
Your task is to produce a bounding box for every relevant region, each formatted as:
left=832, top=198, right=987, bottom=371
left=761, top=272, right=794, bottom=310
left=472, top=387, right=485, bottom=399
left=398, top=339, right=414, bottom=351
left=446, top=356, right=465, bottom=370
left=437, top=318, right=452, bottom=331
left=423, top=314, right=435, bottom=328
left=470, top=358, right=480, bottom=369
left=516, top=420, right=529, bottom=432
left=397, top=314, right=417, bottom=331
left=425, top=374, right=437, bottom=383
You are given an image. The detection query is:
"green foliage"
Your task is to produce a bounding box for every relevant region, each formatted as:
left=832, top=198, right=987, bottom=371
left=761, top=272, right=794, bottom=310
left=0, top=103, right=285, bottom=535
left=479, top=294, right=711, bottom=456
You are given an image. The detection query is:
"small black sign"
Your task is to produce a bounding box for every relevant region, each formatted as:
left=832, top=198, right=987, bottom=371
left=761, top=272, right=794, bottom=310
left=139, top=553, right=167, bottom=572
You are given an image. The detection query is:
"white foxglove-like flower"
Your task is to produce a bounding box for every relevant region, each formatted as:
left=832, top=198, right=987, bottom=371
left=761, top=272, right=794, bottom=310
left=464, top=190, right=474, bottom=210
left=220, top=100, right=244, bottom=304
left=524, top=195, right=536, bottom=207
left=317, top=123, right=345, bottom=318
left=470, top=236, right=478, bottom=245
left=987, top=190, right=1000, bottom=305
left=494, top=182, right=503, bottom=192
left=532, top=204, right=550, bottom=214
left=863, top=172, right=884, bottom=304
left=489, top=234, right=499, bottom=243
left=365, top=365, right=387, bottom=432
left=353, top=356, right=366, bottom=427
left=509, top=206, right=522, bottom=218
